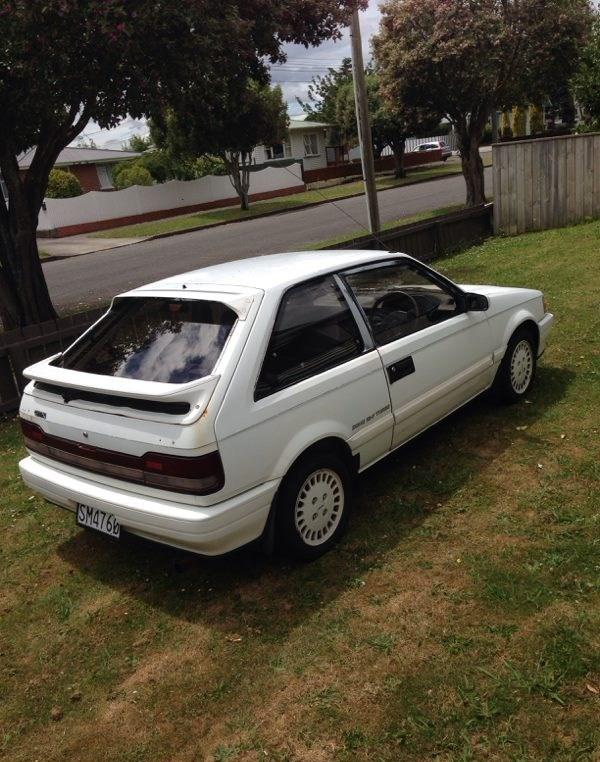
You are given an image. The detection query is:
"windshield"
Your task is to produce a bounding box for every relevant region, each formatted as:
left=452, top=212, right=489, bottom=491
left=56, top=297, right=237, bottom=383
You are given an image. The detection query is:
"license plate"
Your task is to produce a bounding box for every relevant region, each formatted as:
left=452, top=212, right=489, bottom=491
left=76, top=504, right=120, bottom=539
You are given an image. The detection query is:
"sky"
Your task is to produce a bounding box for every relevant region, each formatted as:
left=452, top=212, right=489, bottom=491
left=78, top=2, right=383, bottom=150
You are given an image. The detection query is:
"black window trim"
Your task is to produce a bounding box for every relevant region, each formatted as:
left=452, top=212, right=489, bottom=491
left=253, top=272, right=374, bottom=401
left=339, top=256, right=467, bottom=346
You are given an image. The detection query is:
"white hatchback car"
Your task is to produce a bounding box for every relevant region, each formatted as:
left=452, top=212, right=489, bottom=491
left=19, top=251, right=553, bottom=559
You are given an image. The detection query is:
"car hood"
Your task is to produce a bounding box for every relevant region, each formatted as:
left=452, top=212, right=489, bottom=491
left=460, top=284, right=542, bottom=313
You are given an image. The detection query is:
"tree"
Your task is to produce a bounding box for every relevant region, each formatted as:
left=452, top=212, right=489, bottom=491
left=375, top=0, right=592, bottom=207
left=74, top=136, right=97, bottom=149
left=114, top=165, right=153, bottom=190
left=335, top=72, right=440, bottom=177
left=573, top=14, right=600, bottom=129
left=297, top=58, right=353, bottom=127
left=512, top=106, right=527, bottom=137
left=501, top=112, right=513, bottom=140
left=45, top=169, right=83, bottom=199
left=530, top=105, right=545, bottom=135
left=125, top=134, right=153, bottom=153
left=153, top=82, right=288, bottom=210
left=0, top=1, right=362, bottom=329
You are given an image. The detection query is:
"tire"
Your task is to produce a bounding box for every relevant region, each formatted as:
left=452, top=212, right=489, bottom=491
left=492, top=326, right=537, bottom=403
left=274, top=450, right=353, bottom=561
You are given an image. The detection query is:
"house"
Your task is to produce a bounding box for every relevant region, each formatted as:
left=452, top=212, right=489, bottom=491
left=18, top=146, right=140, bottom=192
left=253, top=118, right=334, bottom=172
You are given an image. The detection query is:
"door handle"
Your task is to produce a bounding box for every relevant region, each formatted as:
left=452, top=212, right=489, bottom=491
left=387, top=356, right=415, bottom=384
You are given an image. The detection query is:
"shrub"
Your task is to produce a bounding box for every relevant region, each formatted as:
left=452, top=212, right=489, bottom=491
left=501, top=111, right=513, bottom=139
left=45, top=169, right=83, bottom=198
left=530, top=105, right=545, bottom=134
left=114, top=165, right=153, bottom=190
left=193, top=155, right=228, bottom=177
left=137, top=151, right=169, bottom=183
left=512, top=105, right=527, bottom=137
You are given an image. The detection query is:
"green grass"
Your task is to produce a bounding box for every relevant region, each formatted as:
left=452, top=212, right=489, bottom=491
left=2, top=218, right=599, bottom=760
left=90, top=156, right=491, bottom=240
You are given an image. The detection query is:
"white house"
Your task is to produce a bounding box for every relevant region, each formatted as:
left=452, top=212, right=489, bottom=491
left=253, top=118, right=334, bottom=171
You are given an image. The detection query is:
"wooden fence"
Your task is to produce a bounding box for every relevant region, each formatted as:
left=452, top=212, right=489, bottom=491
left=0, top=308, right=104, bottom=414
left=493, top=132, right=600, bottom=235
left=324, top=203, right=493, bottom=259
left=1, top=204, right=493, bottom=415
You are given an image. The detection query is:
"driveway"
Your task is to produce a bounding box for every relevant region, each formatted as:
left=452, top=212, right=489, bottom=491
left=44, top=167, right=492, bottom=312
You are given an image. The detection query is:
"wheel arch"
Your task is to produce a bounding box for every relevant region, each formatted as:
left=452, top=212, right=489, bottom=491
left=511, top=318, right=540, bottom=354
left=286, top=436, right=358, bottom=477
left=500, top=311, right=540, bottom=358
left=260, top=435, right=357, bottom=553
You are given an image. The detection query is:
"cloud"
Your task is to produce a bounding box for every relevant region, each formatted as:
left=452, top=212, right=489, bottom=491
left=273, top=3, right=382, bottom=114
left=80, top=3, right=382, bottom=147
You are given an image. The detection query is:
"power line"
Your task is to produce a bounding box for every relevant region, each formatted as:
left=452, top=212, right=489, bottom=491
left=279, top=164, right=389, bottom=251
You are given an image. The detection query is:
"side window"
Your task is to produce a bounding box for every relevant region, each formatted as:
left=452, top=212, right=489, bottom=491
left=255, top=276, right=364, bottom=399
left=345, top=262, right=460, bottom=347
left=303, top=133, right=319, bottom=156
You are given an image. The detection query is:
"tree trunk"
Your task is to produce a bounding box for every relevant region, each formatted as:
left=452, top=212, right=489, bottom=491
left=0, top=176, right=57, bottom=330
left=225, top=151, right=252, bottom=210
left=458, top=133, right=486, bottom=207
left=0, top=107, right=90, bottom=328
left=390, top=138, right=406, bottom=179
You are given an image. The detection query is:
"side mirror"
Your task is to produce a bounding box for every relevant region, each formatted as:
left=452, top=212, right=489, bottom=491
left=465, top=292, right=489, bottom=312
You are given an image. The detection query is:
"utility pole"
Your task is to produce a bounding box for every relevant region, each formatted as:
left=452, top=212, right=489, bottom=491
left=350, top=5, right=380, bottom=235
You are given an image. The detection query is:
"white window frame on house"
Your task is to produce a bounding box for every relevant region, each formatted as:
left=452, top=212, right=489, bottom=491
left=303, top=133, right=319, bottom=157
left=265, top=141, right=289, bottom=161
left=97, top=164, right=114, bottom=190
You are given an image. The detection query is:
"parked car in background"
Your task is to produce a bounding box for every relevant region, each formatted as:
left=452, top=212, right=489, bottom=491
left=19, top=251, right=553, bottom=560
left=415, top=140, right=453, bottom=161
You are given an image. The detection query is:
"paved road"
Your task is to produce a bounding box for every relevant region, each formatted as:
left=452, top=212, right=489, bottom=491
left=44, top=167, right=492, bottom=311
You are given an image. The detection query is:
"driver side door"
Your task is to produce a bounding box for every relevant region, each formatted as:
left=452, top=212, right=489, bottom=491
left=343, top=259, right=493, bottom=448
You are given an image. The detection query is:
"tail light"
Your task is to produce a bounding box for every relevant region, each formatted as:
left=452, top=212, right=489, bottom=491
left=20, top=418, right=224, bottom=495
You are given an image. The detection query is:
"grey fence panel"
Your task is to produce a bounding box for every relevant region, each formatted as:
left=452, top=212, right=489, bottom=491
left=0, top=308, right=105, bottom=414
left=324, top=204, right=493, bottom=261
left=493, top=133, right=600, bottom=234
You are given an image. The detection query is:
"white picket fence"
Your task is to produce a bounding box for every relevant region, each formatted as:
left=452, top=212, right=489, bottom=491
left=347, top=133, right=459, bottom=162
left=38, top=163, right=304, bottom=235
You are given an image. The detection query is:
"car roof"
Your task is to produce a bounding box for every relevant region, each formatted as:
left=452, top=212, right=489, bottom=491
left=128, top=250, right=405, bottom=295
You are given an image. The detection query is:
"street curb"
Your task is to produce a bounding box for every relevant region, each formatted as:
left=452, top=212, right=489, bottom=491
left=40, top=164, right=478, bottom=264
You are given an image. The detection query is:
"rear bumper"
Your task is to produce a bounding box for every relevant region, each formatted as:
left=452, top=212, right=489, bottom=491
left=538, top=312, right=554, bottom=357
left=19, top=455, right=277, bottom=556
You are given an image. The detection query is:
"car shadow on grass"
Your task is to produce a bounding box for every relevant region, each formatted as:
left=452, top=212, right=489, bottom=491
left=56, top=365, right=574, bottom=639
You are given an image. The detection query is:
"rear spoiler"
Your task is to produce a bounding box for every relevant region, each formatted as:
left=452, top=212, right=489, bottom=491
left=23, top=356, right=219, bottom=424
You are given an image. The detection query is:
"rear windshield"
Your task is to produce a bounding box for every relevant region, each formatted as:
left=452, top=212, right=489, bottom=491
left=56, top=297, right=237, bottom=383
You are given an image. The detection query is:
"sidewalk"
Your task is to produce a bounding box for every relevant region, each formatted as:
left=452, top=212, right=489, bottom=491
left=38, top=234, right=148, bottom=261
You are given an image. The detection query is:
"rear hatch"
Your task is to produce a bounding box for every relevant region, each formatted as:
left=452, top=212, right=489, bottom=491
left=20, top=286, right=261, bottom=497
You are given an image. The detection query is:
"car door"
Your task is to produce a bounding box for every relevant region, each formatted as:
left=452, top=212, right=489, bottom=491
left=343, top=259, right=493, bottom=448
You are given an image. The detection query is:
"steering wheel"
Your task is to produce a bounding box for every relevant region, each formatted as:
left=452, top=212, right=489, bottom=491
left=373, top=289, right=420, bottom=318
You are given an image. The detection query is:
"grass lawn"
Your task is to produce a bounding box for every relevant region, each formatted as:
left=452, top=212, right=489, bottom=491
left=2, top=219, right=599, bottom=760
left=90, top=156, right=491, bottom=240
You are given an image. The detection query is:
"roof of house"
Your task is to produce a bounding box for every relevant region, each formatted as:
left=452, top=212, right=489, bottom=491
left=288, top=120, right=332, bottom=131
left=131, top=250, right=404, bottom=294
left=18, top=146, right=140, bottom=169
